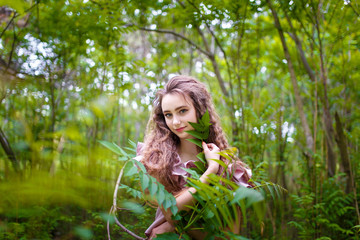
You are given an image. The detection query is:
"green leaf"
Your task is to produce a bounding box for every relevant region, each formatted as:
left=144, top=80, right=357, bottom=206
left=200, top=110, right=211, bottom=127
left=203, top=208, right=214, bottom=219
left=211, top=158, right=228, bottom=169
left=196, top=152, right=206, bottom=163
left=163, top=197, right=172, bottom=209
left=273, top=184, right=282, bottom=200
left=188, top=121, right=206, bottom=131
left=139, top=172, right=149, bottom=190
left=118, top=185, right=142, bottom=199
left=266, top=183, right=276, bottom=200
left=193, top=161, right=206, bottom=173
left=181, top=167, right=200, bottom=180
left=74, top=226, right=93, bottom=240
left=170, top=204, right=178, bottom=215
left=223, top=232, right=251, bottom=240
left=124, top=161, right=137, bottom=176
left=186, top=109, right=211, bottom=145
left=99, top=213, right=115, bottom=224
left=203, top=127, right=210, bottom=140
left=186, top=138, right=203, bottom=148
left=128, top=139, right=137, bottom=149
left=98, top=140, right=127, bottom=157
left=149, top=178, right=158, bottom=195
left=171, top=195, right=177, bottom=206
left=118, top=156, right=128, bottom=161
left=156, top=187, right=165, bottom=206
left=124, top=147, right=136, bottom=154
left=231, top=187, right=264, bottom=207
left=132, top=159, right=147, bottom=173
left=121, top=201, right=144, bottom=214
left=154, top=233, right=181, bottom=240
left=218, top=151, right=232, bottom=161
left=186, top=130, right=205, bottom=140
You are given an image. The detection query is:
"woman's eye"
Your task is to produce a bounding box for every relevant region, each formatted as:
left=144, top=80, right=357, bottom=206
left=179, top=109, right=187, bottom=114
left=164, top=113, right=172, bottom=118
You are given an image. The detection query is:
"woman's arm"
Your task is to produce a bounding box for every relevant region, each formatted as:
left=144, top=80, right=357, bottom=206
left=149, top=221, right=175, bottom=239
left=161, top=142, right=220, bottom=224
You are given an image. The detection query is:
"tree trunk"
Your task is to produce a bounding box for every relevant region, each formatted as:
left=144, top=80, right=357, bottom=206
left=0, top=127, right=19, bottom=171
left=334, top=112, right=351, bottom=193
left=267, top=0, right=314, bottom=161
left=313, top=1, right=336, bottom=177
left=285, top=8, right=336, bottom=177
left=334, top=112, right=360, bottom=224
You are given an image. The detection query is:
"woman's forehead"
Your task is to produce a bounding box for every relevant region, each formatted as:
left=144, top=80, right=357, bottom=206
left=161, top=92, right=193, bottom=110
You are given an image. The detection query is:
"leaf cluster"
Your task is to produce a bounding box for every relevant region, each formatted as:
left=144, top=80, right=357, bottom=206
left=185, top=110, right=212, bottom=148
left=288, top=176, right=358, bottom=239
left=99, top=140, right=178, bottom=218
left=179, top=175, right=265, bottom=238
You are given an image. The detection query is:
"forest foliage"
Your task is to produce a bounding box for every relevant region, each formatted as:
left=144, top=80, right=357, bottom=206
left=0, top=0, right=359, bottom=239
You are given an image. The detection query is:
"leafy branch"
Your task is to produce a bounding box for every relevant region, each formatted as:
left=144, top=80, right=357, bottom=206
left=99, top=140, right=178, bottom=240
left=184, top=110, right=211, bottom=175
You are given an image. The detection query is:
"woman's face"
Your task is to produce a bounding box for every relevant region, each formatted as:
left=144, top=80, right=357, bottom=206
left=161, top=93, right=197, bottom=140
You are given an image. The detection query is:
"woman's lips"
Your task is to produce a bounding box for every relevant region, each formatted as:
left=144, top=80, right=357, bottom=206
left=176, top=127, right=186, bottom=132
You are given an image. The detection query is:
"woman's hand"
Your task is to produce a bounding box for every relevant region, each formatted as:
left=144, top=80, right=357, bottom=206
left=202, top=142, right=220, bottom=174
left=149, top=221, right=175, bottom=239
left=160, top=143, right=221, bottom=224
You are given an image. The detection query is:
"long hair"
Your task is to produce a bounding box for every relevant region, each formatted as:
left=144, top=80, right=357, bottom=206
left=141, top=75, right=248, bottom=194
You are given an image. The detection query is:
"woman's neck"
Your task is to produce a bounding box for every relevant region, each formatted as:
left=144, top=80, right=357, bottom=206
left=178, top=139, right=199, bottom=163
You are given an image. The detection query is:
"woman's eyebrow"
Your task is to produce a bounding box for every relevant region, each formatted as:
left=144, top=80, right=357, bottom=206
left=163, top=105, right=188, bottom=113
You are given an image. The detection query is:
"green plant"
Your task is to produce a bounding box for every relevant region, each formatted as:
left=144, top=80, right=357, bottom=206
left=101, top=110, right=287, bottom=239
left=99, top=139, right=177, bottom=239
left=288, top=175, right=358, bottom=239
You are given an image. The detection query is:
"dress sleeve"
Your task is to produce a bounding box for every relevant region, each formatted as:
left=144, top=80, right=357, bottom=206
left=228, top=162, right=252, bottom=188
left=133, top=142, right=144, bottom=162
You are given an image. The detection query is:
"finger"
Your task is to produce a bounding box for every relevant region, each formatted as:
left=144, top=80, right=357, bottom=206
left=202, top=141, right=209, bottom=151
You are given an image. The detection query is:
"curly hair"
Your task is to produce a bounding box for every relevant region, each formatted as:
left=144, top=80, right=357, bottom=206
left=141, top=75, right=249, bottom=194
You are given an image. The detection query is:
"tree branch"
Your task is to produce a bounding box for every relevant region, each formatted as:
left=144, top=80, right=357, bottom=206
left=107, top=162, right=146, bottom=240
left=7, top=27, right=17, bottom=69
left=0, top=11, right=17, bottom=39
left=185, top=0, right=228, bottom=60
left=137, top=26, right=211, bottom=57
left=184, top=0, right=234, bottom=90
left=137, top=24, right=230, bottom=98
left=348, top=2, right=360, bottom=17
left=284, top=10, right=316, bottom=82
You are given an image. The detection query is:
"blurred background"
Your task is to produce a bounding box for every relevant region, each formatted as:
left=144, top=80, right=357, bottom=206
left=0, top=0, right=359, bottom=239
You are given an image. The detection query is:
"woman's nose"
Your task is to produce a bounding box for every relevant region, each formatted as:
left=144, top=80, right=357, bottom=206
left=173, top=115, right=180, bottom=125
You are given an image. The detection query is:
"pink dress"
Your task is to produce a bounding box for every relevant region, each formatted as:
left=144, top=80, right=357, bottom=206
left=134, top=142, right=252, bottom=237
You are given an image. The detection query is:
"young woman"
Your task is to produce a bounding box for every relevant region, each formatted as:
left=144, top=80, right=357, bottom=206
left=135, top=75, right=252, bottom=239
